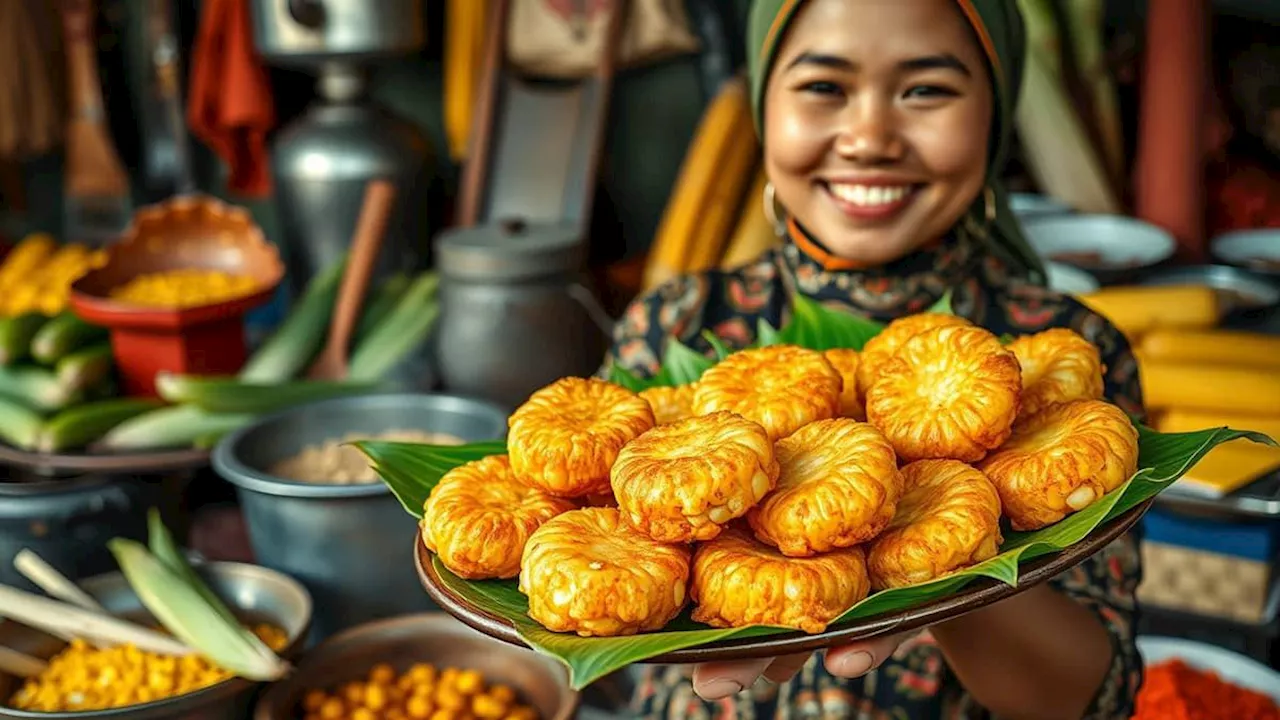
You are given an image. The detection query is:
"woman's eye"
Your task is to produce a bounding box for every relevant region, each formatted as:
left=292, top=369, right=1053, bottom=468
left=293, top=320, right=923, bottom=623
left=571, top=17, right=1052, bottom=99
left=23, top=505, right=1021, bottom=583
left=904, top=85, right=959, bottom=100
left=800, top=81, right=843, bottom=96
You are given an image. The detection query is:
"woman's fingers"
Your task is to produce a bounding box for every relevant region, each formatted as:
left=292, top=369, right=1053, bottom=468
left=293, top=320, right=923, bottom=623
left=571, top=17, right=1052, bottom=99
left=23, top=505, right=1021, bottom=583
left=824, top=633, right=908, bottom=678
left=763, top=653, right=811, bottom=683
left=691, top=657, right=773, bottom=699
left=690, top=633, right=912, bottom=699
left=691, top=652, right=813, bottom=699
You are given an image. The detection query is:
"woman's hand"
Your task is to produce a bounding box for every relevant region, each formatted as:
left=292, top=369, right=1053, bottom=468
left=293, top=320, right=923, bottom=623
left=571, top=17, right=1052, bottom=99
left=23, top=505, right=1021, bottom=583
left=690, top=632, right=911, bottom=700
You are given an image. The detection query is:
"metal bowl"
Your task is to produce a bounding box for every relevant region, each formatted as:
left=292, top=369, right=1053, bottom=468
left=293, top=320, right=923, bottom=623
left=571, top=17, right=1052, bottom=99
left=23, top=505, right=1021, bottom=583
left=212, top=393, right=509, bottom=641
left=1021, top=214, right=1177, bottom=283
left=1138, top=264, right=1280, bottom=310
left=253, top=613, right=578, bottom=720
left=1211, top=229, right=1280, bottom=277
left=0, top=562, right=312, bottom=720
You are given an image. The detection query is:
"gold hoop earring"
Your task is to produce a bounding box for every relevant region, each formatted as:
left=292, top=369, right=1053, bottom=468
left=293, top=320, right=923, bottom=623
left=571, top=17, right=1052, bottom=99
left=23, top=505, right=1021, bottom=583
left=984, top=185, right=997, bottom=224
left=763, top=181, right=786, bottom=236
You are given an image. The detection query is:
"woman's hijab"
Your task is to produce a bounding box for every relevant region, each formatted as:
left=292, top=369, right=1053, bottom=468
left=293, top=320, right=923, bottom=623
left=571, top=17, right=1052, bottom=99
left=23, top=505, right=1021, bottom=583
left=746, top=0, right=1048, bottom=285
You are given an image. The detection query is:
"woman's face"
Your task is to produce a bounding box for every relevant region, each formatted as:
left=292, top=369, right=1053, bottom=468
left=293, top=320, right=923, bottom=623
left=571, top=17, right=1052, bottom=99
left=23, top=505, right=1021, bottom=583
left=763, top=0, right=994, bottom=264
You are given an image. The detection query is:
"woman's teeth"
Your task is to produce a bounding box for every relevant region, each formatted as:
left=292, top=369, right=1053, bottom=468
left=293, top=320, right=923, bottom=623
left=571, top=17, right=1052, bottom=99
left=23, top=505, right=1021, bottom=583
left=828, top=184, right=912, bottom=207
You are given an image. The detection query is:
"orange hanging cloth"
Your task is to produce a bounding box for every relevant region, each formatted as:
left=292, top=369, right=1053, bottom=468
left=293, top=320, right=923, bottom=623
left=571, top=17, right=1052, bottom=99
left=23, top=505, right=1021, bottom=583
left=186, top=0, right=275, bottom=197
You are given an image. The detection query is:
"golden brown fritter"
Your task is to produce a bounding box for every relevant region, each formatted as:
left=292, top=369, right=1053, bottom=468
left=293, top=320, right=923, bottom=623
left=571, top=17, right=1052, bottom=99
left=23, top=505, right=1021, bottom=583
left=865, top=325, right=1022, bottom=462
left=640, top=384, right=697, bottom=425
left=866, top=459, right=1004, bottom=590
left=690, top=528, right=870, bottom=634
left=747, top=419, right=902, bottom=557
left=611, top=411, right=778, bottom=543
left=857, top=312, right=973, bottom=400
left=979, top=399, right=1139, bottom=530
left=692, top=345, right=841, bottom=441
left=421, top=455, right=577, bottom=580
left=519, top=507, right=691, bottom=636
left=823, top=348, right=865, bottom=420
left=1007, top=328, right=1106, bottom=418
left=507, top=377, right=655, bottom=498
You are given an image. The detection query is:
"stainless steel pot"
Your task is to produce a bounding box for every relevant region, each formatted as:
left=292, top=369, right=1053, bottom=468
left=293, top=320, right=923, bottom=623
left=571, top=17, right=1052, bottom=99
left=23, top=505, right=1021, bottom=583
left=211, top=393, right=509, bottom=642
left=0, top=476, right=158, bottom=592
left=433, top=222, right=614, bottom=410
left=253, top=614, right=579, bottom=720
left=0, top=561, right=312, bottom=720
left=249, top=0, right=425, bottom=66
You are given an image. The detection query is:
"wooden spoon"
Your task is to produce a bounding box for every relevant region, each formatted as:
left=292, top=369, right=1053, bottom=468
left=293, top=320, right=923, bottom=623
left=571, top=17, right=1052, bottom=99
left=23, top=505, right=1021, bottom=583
left=308, top=179, right=397, bottom=380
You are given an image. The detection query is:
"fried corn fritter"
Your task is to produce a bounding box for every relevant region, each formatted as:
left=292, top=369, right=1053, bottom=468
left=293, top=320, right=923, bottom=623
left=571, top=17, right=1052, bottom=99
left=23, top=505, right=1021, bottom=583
left=857, top=312, right=973, bottom=400
left=640, top=384, right=698, bottom=425
left=866, top=325, right=1022, bottom=462
left=507, top=377, right=655, bottom=498
left=979, top=399, right=1139, bottom=530
left=867, top=459, right=1003, bottom=590
left=519, top=507, right=691, bottom=637
left=823, top=348, right=866, bottom=420
left=422, top=455, right=577, bottom=579
left=693, top=345, right=841, bottom=441
left=611, top=411, right=778, bottom=543
left=691, top=528, right=870, bottom=634
left=1008, top=328, right=1105, bottom=418
left=747, top=418, right=902, bottom=557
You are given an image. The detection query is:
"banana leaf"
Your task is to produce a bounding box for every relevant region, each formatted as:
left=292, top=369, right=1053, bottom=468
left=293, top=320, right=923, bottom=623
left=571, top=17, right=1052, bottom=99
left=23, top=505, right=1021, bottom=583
left=356, top=293, right=1275, bottom=690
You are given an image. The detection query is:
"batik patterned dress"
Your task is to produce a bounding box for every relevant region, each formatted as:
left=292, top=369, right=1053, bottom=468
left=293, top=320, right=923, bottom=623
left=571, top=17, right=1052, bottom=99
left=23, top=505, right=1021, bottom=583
left=600, top=228, right=1145, bottom=720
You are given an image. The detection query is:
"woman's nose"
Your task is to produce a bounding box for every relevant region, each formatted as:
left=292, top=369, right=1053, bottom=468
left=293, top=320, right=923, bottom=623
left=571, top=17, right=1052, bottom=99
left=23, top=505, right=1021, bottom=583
left=833, top=100, right=904, bottom=163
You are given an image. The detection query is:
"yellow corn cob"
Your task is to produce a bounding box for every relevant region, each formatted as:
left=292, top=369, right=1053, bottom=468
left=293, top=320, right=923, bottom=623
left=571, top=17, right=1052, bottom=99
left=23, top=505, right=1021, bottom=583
left=1157, top=409, right=1280, bottom=441
left=1173, top=439, right=1280, bottom=497
left=0, top=234, right=56, bottom=288
left=1139, top=328, right=1280, bottom=369
left=721, top=167, right=781, bottom=269
left=444, top=0, right=485, bottom=161
left=1139, top=359, right=1280, bottom=416
left=683, top=138, right=759, bottom=273
left=643, top=76, right=754, bottom=291
left=1079, top=285, right=1220, bottom=338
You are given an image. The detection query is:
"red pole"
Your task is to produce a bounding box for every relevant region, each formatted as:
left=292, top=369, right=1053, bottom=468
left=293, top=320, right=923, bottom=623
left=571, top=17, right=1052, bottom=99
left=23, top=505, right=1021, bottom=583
left=1133, top=0, right=1209, bottom=264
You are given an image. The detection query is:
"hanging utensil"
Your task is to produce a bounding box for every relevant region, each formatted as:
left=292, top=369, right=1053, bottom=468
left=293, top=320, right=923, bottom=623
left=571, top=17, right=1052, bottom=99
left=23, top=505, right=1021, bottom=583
left=307, top=179, right=397, bottom=380
left=58, top=0, right=132, bottom=245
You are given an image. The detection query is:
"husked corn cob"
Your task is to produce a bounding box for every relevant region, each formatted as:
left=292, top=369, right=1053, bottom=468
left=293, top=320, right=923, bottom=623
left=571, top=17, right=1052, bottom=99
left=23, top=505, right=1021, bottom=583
left=721, top=167, right=781, bottom=270
left=644, top=76, right=755, bottom=291
left=444, top=0, right=486, bottom=161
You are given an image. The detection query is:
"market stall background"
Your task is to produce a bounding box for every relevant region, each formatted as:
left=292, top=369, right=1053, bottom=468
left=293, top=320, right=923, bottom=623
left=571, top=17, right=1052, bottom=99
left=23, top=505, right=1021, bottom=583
left=0, top=0, right=1279, bottom=718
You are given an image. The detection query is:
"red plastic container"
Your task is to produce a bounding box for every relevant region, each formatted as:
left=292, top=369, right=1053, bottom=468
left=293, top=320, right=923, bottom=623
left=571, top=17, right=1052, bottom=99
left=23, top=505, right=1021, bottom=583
left=69, top=195, right=285, bottom=398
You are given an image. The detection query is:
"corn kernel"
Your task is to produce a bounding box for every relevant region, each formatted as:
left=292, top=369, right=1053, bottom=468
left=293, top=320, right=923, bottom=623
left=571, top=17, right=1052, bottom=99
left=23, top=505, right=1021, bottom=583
left=319, top=697, right=345, bottom=719
left=406, top=695, right=434, bottom=719
left=365, top=683, right=387, bottom=710
left=455, top=669, right=484, bottom=695
left=436, top=685, right=465, bottom=711
left=473, top=692, right=508, bottom=718
left=304, top=690, right=327, bottom=710
left=369, top=662, right=397, bottom=685
left=352, top=708, right=377, bottom=720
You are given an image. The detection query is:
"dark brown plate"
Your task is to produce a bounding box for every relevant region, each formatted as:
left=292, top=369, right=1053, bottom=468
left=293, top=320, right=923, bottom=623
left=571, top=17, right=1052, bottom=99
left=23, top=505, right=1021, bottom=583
left=0, top=442, right=209, bottom=476
left=415, top=499, right=1151, bottom=663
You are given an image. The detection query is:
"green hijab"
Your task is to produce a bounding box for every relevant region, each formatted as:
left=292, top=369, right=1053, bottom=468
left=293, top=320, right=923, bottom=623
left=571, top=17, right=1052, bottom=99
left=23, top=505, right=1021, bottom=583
left=746, top=0, right=1047, bottom=285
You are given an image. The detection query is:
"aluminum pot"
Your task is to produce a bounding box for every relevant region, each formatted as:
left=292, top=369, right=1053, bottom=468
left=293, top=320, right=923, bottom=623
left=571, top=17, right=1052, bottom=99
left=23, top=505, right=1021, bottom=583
left=0, top=561, right=312, bottom=720
left=253, top=613, right=578, bottom=720
left=250, top=0, right=425, bottom=66
left=212, top=393, right=509, bottom=642
left=0, top=476, right=157, bottom=592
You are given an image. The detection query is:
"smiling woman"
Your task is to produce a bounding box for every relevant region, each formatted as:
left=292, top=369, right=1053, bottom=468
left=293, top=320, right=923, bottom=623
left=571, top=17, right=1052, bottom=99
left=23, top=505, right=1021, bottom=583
left=601, top=0, right=1147, bottom=718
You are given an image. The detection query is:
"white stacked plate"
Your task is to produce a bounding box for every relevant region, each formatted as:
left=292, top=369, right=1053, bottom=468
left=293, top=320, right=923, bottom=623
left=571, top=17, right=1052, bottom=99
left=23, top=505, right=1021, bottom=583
left=1212, top=229, right=1280, bottom=276
left=1136, top=636, right=1280, bottom=704
left=1021, top=215, right=1177, bottom=282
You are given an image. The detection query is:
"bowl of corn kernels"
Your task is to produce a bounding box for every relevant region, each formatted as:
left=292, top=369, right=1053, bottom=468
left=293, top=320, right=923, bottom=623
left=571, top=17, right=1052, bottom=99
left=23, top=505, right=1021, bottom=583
left=252, top=613, right=578, bottom=720
left=66, top=194, right=285, bottom=397
left=0, top=561, right=311, bottom=720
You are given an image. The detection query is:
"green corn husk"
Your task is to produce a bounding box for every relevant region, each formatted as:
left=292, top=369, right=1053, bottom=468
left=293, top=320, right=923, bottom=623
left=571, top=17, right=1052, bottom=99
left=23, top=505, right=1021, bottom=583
left=109, top=538, right=288, bottom=681
left=1015, top=0, right=1119, bottom=214
left=1061, top=0, right=1125, bottom=183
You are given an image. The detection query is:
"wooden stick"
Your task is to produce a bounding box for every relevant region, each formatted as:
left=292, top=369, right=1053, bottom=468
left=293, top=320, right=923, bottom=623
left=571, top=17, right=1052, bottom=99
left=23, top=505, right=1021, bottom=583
left=0, top=646, right=47, bottom=679
left=0, top=583, right=192, bottom=657
left=14, top=549, right=105, bottom=612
